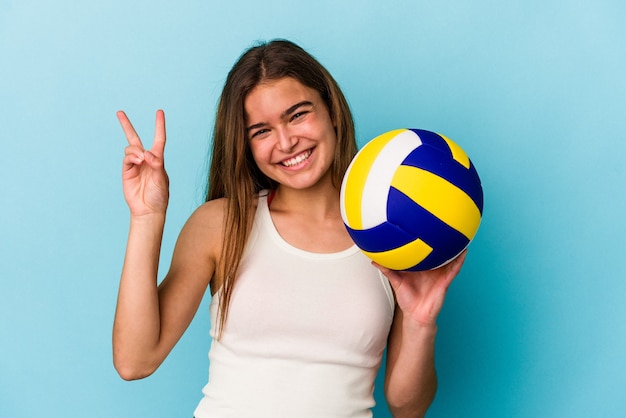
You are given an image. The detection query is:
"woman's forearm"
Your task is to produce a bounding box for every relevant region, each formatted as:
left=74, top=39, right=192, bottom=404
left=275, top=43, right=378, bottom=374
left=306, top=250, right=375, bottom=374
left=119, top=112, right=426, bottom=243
left=385, top=314, right=439, bottom=418
left=112, top=213, right=166, bottom=380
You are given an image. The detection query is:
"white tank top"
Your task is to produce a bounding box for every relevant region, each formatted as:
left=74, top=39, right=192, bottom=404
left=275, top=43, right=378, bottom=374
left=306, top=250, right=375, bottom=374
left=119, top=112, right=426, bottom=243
left=194, top=192, right=395, bottom=418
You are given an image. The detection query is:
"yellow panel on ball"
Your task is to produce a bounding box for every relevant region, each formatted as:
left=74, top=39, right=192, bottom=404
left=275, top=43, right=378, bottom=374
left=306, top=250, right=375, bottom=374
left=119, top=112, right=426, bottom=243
left=439, top=133, right=470, bottom=169
left=363, top=238, right=433, bottom=271
left=391, top=165, right=482, bottom=240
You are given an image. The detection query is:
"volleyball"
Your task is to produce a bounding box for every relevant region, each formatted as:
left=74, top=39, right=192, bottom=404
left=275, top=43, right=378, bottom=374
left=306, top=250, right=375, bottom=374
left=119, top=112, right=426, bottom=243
left=340, top=128, right=483, bottom=271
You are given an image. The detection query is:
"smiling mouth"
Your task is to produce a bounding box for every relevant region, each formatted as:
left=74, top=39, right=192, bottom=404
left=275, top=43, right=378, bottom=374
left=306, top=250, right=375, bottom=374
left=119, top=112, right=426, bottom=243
left=280, top=149, right=313, bottom=167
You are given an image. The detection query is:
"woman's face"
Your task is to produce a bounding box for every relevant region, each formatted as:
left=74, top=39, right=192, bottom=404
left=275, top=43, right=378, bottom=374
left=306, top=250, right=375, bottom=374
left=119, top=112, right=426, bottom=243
left=244, top=77, right=337, bottom=192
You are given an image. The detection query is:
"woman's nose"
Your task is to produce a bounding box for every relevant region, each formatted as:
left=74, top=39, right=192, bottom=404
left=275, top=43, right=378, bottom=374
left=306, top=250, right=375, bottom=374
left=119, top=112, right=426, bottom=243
left=276, top=127, right=298, bottom=152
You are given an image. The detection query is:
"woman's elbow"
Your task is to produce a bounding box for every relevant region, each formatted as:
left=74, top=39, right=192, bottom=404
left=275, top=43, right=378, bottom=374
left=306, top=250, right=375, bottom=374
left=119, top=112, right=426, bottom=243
left=113, top=356, right=157, bottom=381
left=387, top=402, right=431, bottom=418
left=385, top=385, right=437, bottom=418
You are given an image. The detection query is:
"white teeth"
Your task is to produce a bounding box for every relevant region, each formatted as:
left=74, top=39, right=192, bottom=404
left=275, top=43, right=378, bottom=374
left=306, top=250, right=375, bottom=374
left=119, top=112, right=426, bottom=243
left=281, top=150, right=312, bottom=167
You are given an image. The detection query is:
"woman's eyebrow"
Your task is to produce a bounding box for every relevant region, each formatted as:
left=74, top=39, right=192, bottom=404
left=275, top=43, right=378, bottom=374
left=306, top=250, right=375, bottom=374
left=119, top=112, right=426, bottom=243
left=246, top=101, right=314, bottom=133
left=246, top=121, right=267, bottom=133
left=281, top=100, right=313, bottom=118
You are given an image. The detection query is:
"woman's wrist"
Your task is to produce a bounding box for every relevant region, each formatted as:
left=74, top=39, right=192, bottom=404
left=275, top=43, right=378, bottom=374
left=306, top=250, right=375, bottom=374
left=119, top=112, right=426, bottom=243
left=129, top=211, right=166, bottom=226
left=402, top=317, right=438, bottom=339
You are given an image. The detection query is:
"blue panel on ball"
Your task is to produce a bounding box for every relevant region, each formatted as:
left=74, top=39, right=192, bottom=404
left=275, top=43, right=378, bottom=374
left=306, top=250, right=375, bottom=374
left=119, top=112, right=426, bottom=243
left=387, top=187, right=470, bottom=269
left=404, top=130, right=483, bottom=213
left=409, top=129, right=453, bottom=156
left=345, top=221, right=416, bottom=253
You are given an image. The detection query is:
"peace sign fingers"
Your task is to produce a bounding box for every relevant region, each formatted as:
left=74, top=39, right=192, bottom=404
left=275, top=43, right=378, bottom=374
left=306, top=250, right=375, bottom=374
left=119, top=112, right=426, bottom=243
left=117, top=109, right=170, bottom=216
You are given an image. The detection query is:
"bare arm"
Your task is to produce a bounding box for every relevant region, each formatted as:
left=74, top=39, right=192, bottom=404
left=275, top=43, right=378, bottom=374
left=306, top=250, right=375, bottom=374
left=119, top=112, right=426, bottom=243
left=112, top=110, right=220, bottom=380
left=378, top=251, right=467, bottom=417
left=384, top=308, right=438, bottom=418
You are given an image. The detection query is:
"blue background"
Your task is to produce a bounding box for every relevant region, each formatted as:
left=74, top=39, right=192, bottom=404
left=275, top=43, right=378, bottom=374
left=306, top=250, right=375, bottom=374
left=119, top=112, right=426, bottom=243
left=1, top=0, right=625, bottom=416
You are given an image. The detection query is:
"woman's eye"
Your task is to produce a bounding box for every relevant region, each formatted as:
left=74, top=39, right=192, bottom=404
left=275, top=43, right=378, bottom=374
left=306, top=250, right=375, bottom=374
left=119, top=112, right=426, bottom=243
left=250, top=129, right=269, bottom=139
left=291, top=111, right=309, bottom=121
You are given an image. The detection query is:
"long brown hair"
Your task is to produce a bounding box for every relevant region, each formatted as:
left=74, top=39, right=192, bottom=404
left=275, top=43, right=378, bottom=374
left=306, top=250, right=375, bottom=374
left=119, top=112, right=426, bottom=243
left=206, top=39, right=357, bottom=336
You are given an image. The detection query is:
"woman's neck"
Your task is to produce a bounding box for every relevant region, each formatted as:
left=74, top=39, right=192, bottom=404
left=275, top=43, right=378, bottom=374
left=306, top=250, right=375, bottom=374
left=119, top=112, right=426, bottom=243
left=270, top=183, right=341, bottom=220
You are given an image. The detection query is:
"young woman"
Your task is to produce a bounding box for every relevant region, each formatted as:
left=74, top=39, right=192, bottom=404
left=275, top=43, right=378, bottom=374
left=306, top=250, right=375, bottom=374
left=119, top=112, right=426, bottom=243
left=113, top=39, right=466, bottom=418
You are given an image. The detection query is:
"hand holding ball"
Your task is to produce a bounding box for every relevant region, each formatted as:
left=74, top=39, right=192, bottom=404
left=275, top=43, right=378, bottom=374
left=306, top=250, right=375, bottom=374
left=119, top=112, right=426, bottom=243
left=340, top=129, right=483, bottom=271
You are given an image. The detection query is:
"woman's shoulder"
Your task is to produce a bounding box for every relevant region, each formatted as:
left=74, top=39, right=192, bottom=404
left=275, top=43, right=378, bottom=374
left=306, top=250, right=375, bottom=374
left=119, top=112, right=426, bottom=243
left=190, top=194, right=261, bottom=227
left=176, top=199, right=226, bottom=245
left=194, top=197, right=228, bottom=220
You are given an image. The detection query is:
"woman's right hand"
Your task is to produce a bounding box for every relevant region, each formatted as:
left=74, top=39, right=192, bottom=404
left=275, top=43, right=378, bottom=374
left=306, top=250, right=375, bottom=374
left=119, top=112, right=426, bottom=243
left=117, top=110, right=170, bottom=217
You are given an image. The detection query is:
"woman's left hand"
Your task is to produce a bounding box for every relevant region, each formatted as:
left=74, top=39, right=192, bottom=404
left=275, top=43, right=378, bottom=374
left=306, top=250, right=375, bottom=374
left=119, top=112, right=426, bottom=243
left=374, top=250, right=467, bottom=327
